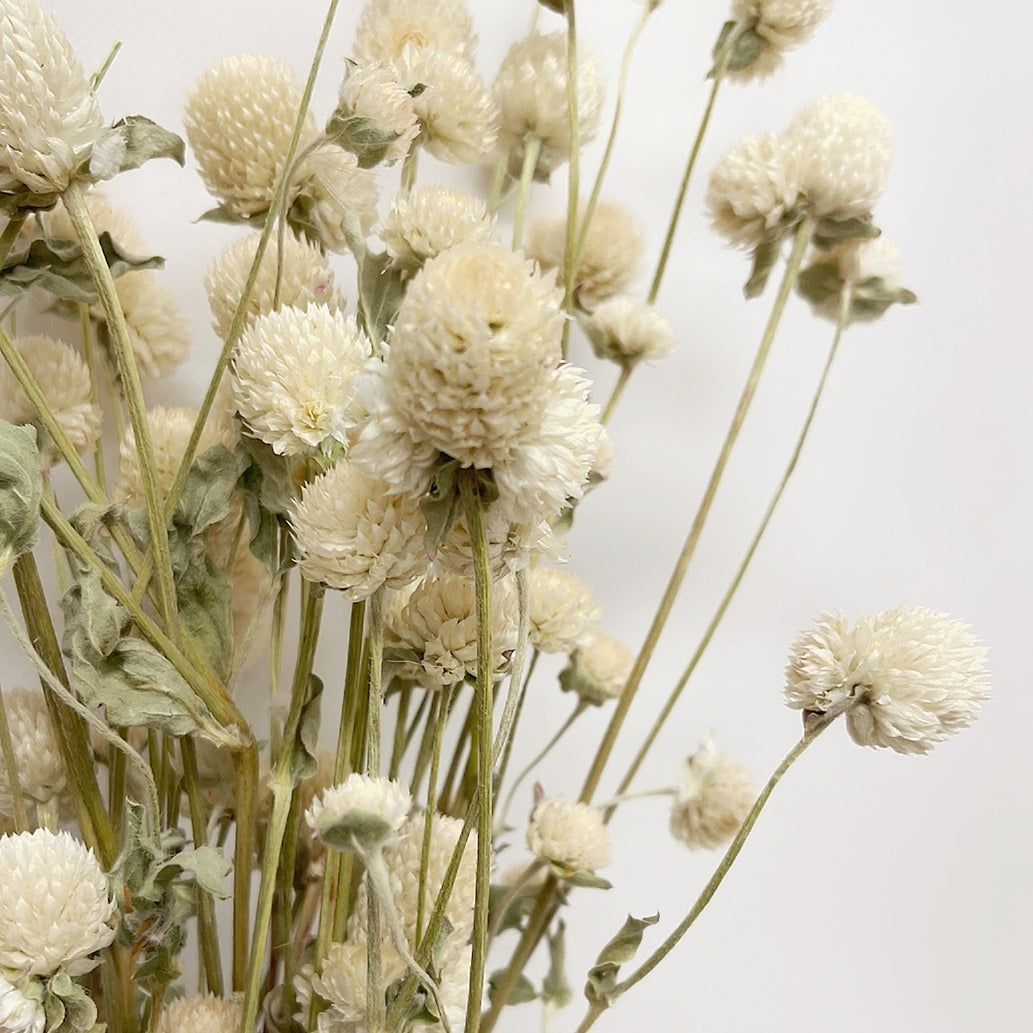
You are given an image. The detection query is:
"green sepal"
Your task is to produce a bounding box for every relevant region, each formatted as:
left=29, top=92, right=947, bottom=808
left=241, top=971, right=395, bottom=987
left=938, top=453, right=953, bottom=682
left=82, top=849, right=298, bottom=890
left=795, top=260, right=843, bottom=307
left=98, top=115, right=186, bottom=175
left=550, top=863, right=612, bottom=890
left=713, top=22, right=766, bottom=75
left=0, top=186, right=61, bottom=216
left=42, top=973, right=101, bottom=1033
left=0, top=421, right=42, bottom=569
left=543, top=920, right=574, bottom=1013
left=811, top=215, right=880, bottom=249
left=849, top=278, right=918, bottom=320
left=420, top=458, right=461, bottom=557
left=584, top=912, right=660, bottom=1008
left=0, top=232, right=164, bottom=302
left=744, top=227, right=788, bottom=299
left=317, top=810, right=396, bottom=852
left=197, top=203, right=258, bottom=226
left=325, top=111, right=403, bottom=169
left=487, top=969, right=538, bottom=1007
left=357, top=247, right=408, bottom=345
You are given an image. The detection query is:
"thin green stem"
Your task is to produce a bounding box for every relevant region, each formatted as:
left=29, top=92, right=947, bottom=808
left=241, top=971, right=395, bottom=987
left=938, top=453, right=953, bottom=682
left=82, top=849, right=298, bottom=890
left=579, top=215, right=814, bottom=805
left=490, top=564, right=530, bottom=768
left=493, top=649, right=539, bottom=794
left=388, top=685, right=413, bottom=779
left=487, top=152, right=508, bottom=216
left=512, top=136, right=542, bottom=251
left=79, top=303, right=107, bottom=490
left=401, top=145, right=420, bottom=194
left=366, top=587, right=385, bottom=774
left=600, top=365, right=632, bottom=425
left=415, top=686, right=452, bottom=943
left=560, top=0, right=581, bottom=358
left=0, top=214, right=26, bottom=267
left=0, top=684, right=28, bottom=831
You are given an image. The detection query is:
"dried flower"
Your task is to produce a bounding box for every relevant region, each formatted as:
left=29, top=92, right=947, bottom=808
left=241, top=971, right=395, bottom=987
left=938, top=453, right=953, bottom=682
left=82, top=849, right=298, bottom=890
left=559, top=631, right=633, bottom=706
left=528, top=201, right=644, bottom=310
left=0, top=828, right=117, bottom=976
left=0, top=973, right=44, bottom=1033
left=353, top=0, right=475, bottom=65
left=290, top=458, right=428, bottom=598
left=308, top=939, right=408, bottom=1030
left=305, top=774, right=412, bottom=850
left=293, top=143, right=379, bottom=251
left=0, top=688, right=67, bottom=816
left=205, top=231, right=340, bottom=341
left=106, top=270, right=191, bottom=380
left=589, top=297, right=677, bottom=366
left=435, top=509, right=563, bottom=579
left=527, top=797, right=612, bottom=875
left=669, top=737, right=755, bottom=850
left=528, top=566, right=600, bottom=655
left=184, top=54, right=317, bottom=216
left=232, top=305, right=371, bottom=456
left=727, top=0, right=836, bottom=80
left=0, top=0, right=104, bottom=195
left=0, top=334, right=100, bottom=461
left=337, top=62, right=420, bottom=165
left=152, top=995, right=242, bottom=1033
left=494, top=31, right=606, bottom=178
left=381, top=185, right=495, bottom=265
left=785, top=606, right=990, bottom=754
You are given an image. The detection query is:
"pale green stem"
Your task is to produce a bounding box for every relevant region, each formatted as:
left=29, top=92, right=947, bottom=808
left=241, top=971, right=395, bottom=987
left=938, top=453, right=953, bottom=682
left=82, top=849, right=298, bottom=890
left=388, top=685, right=412, bottom=779
left=89, top=40, right=122, bottom=89
left=491, top=564, right=530, bottom=768
left=487, top=152, right=509, bottom=216
left=560, top=0, right=581, bottom=357
left=579, top=215, right=814, bottom=805
left=512, top=136, right=542, bottom=251
left=647, top=50, right=730, bottom=305
left=231, top=743, right=260, bottom=991
left=600, top=365, right=632, bottom=426
left=612, top=293, right=849, bottom=805
left=0, top=684, right=28, bottom=831
left=366, top=587, right=385, bottom=775
left=36, top=797, right=59, bottom=832
left=487, top=858, right=544, bottom=943
left=493, top=649, right=540, bottom=795
left=0, top=213, right=25, bottom=266
left=459, top=470, right=495, bottom=1033
left=401, top=145, right=420, bottom=194
left=79, top=303, right=107, bottom=490
left=416, top=686, right=453, bottom=942
left=62, top=180, right=179, bottom=629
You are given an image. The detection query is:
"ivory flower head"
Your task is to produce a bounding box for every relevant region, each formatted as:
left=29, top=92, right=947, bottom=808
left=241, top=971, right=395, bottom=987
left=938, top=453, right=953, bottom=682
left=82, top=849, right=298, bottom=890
left=305, top=774, right=412, bottom=850
left=669, top=737, right=755, bottom=850
left=527, top=796, right=612, bottom=877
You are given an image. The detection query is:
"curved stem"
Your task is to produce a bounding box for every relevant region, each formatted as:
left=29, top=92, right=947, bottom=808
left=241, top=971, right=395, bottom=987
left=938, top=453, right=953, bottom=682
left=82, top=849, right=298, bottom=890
left=612, top=297, right=848, bottom=804
left=579, top=216, right=815, bottom=805
left=493, top=649, right=539, bottom=794
left=601, top=365, right=632, bottom=425
left=491, top=564, right=530, bottom=768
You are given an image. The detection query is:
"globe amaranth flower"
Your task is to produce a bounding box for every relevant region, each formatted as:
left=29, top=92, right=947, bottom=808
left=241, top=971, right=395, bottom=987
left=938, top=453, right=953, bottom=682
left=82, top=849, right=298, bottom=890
left=0, top=0, right=104, bottom=195
left=785, top=606, right=990, bottom=754
left=528, top=565, right=600, bottom=655
left=184, top=54, right=317, bottom=216
left=292, top=143, right=379, bottom=251
left=434, top=508, right=563, bottom=579
left=494, top=31, right=606, bottom=178
left=381, top=184, right=495, bottom=266
left=205, top=231, right=340, bottom=342
left=105, top=270, right=191, bottom=380
left=290, top=457, right=428, bottom=599
left=0, top=688, right=67, bottom=818
left=0, top=828, right=117, bottom=976
left=527, top=796, right=612, bottom=875
left=336, top=61, right=420, bottom=166
left=726, top=0, right=835, bottom=80
left=588, top=296, right=677, bottom=367
left=0, top=334, right=100, bottom=462
left=559, top=631, right=633, bottom=707
left=305, top=773, right=412, bottom=851
left=232, top=304, right=372, bottom=456
left=153, top=995, right=242, bottom=1033
left=0, top=973, right=44, bottom=1033
left=352, top=0, right=475, bottom=65
left=669, top=736, right=755, bottom=850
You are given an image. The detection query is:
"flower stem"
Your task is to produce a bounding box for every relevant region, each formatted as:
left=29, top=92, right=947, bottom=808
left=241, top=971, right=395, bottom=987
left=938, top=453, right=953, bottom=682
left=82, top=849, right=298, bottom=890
left=512, top=136, right=542, bottom=251
left=579, top=216, right=815, bottom=805
left=493, top=649, right=539, bottom=794
left=600, top=365, right=632, bottom=425
left=491, top=564, right=530, bottom=767
left=0, top=213, right=25, bottom=267
left=560, top=0, right=582, bottom=358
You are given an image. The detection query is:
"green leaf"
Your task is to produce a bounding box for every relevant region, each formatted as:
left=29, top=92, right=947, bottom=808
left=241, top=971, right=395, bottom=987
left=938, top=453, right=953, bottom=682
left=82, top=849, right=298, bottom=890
left=197, top=203, right=256, bottom=226
left=294, top=673, right=323, bottom=782
left=157, top=844, right=233, bottom=898
left=720, top=25, right=766, bottom=73
left=0, top=421, right=42, bottom=568
left=849, top=279, right=918, bottom=321
left=420, top=458, right=461, bottom=558
left=744, top=229, right=787, bottom=299
left=554, top=866, right=612, bottom=890
left=795, top=261, right=843, bottom=308
left=487, top=970, right=538, bottom=1007
left=236, top=434, right=297, bottom=572
left=176, top=444, right=246, bottom=535
left=357, top=247, right=408, bottom=344
left=173, top=536, right=233, bottom=679
left=812, top=215, right=880, bottom=249
left=43, top=973, right=101, bottom=1033
left=543, top=921, right=574, bottom=1013
left=104, top=115, right=186, bottom=174
left=585, top=912, right=659, bottom=1008
left=325, top=111, right=403, bottom=169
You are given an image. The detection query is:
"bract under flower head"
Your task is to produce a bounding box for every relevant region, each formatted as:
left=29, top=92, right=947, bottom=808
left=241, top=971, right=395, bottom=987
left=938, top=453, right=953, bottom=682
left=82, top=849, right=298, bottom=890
left=305, top=774, right=412, bottom=851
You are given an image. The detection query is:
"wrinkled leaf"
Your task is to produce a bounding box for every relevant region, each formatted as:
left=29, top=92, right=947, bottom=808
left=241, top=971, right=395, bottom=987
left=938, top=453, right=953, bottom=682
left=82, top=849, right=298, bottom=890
left=0, top=421, right=42, bottom=567
left=104, top=115, right=186, bottom=174
left=716, top=23, right=766, bottom=74
left=177, top=443, right=246, bottom=535
left=585, top=912, right=659, bottom=1008
left=197, top=203, right=256, bottom=226
left=236, top=434, right=296, bottom=572
left=812, top=215, right=880, bottom=249
left=849, top=278, right=918, bottom=321
left=294, top=673, right=324, bottom=782
left=174, top=536, right=233, bottom=679
left=553, top=865, right=612, bottom=890
left=325, top=111, right=403, bottom=168
left=487, top=970, right=538, bottom=1007
left=154, top=845, right=232, bottom=899
left=44, top=973, right=100, bottom=1033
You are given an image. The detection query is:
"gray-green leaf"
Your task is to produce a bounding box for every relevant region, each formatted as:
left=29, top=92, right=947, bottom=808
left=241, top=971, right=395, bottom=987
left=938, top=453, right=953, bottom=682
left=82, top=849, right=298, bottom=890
left=585, top=912, right=659, bottom=1007
left=103, top=115, right=186, bottom=174
left=0, top=421, right=42, bottom=568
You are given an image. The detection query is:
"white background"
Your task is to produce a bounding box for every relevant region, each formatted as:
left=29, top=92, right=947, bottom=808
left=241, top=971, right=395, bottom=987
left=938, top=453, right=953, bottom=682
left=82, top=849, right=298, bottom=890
left=26, top=1, right=1033, bottom=1030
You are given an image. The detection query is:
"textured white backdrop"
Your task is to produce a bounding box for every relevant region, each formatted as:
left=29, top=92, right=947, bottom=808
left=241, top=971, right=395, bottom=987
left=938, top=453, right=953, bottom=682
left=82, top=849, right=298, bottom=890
left=24, top=1, right=1033, bottom=1030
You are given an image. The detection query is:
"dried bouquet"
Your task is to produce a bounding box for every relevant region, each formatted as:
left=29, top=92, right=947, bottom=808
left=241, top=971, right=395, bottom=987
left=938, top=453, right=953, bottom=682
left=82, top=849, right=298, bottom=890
left=0, top=1, right=990, bottom=1032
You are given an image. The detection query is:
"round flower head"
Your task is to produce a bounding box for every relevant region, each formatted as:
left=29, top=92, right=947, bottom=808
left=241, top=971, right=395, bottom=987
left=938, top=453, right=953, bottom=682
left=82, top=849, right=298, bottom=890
left=337, top=61, right=420, bottom=166
left=559, top=631, right=633, bottom=706
left=0, top=973, right=44, bottom=1033
left=393, top=44, right=500, bottom=165
left=307, top=938, right=408, bottom=1031
left=0, top=334, right=100, bottom=462
left=527, top=201, right=644, bottom=310
left=384, top=239, right=563, bottom=468
left=305, top=773, right=412, bottom=851
left=0, top=0, right=104, bottom=195
left=107, top=270, right=191, bottom=380
left=784, top=94, right=892, bottom=221
left=0, top=688, right=67, bottom=816
left=293, top=143, right=379, bottom=251
left=669, top=737, right=755, bottom=850
left=153, top=995, right=242, bottom=1033
left=290, top=458, right=428, bottom=599
left=727, top=0, right=835, bottom=80
left=38, top=186, right=146, bottom=251
left=707, top=131, right=802, bottom=249
left=494, top=31, right=606, bottom=178
left=184, top=54, right=318, bottom=216
left=589, top=297, right=677, bottom=367
left=528, top=565, right=600, bottom=655
left=527, top=797, right=611, bottom=876
left=381, top=184, right=495, bottom=266
left=232, top=305, right=372, bottom=456
left=785, top=606, right=990, bottom=754
left=0, top=828, right=117, bottom=976
left=352, top=0, right=475, bottom=65
left=205, top=231, right=340, bottom=342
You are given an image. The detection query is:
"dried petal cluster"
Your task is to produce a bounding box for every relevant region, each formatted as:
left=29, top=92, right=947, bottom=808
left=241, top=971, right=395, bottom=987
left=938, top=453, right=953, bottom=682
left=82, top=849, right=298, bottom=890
left=0, top=688, right=67, bottom=816
left=381, top=184, right=495, bottom=265
left=728, top=0, right=836, bottom=80
left=669, top=737, right=755, bottom=850
left=152, top=996, right=242, bottom=1033
left=527, top=797, right=611, bottom=874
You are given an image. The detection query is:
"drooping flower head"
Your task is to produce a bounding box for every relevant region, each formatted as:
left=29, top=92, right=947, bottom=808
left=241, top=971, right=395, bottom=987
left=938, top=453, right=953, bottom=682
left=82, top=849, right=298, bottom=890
left=527, top=796, right=612, bottom=876
left=305, top=774, right=412, bottom=850
left=588, top=297, right=677, bottom=367
left=785, top=606, right=990, bottom=754
left=726, top=0, right=836, bottom=80
left=669, top=736, right=755, bottom=850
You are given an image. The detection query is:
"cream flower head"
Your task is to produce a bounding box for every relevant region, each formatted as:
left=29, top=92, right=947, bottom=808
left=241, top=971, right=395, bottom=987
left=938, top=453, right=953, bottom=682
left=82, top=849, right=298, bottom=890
left=107, top=271, right=191, bottom=380
left=305, top=774, right=412, bottom=850
left=205, top=231, right=340, bottom=341
left=152, top=995, right=242, bottom=1033
left=0, top=688, right=67, bottom=815
left=352, top=0, right=475, bottom=65
left=727, top=0, right=835, bottom=80
left=184, top=54, right=317, bottom=216
left=527, top=201, right=644, bottom=310
left=589, top=297, right=677, bottom=366
left=0, top=829, right=117, bottom=976
left=0, top=334, right=100, bottom=461
left=308, top=939, right=408, bottom=1030
left=293, top=143, right=379, bottom=251
left=337, top=61, right=420, bottom=166
left=0, top=0, right=104, bottom=195
left=528, top=566, right=600, bottom=655
left=290, top=458, right=428, bottom=598
left=785, top=606, right=989, bottom=754
left=232, top=305, right=372, bottom=456
left=381, top=184, right=495, bottom=265
left=527, top=797, right=612, bottom=875
left=494, top=31, right=606, bottom=178
left=560, top=631, right=633, bottom=706
left=0, top=972, right=44, bottom=1033
left=669, top=736, right=755, bottom=850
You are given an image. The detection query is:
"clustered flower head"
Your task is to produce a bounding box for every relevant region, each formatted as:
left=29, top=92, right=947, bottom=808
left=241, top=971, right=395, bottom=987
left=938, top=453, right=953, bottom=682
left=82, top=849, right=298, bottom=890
left=527, top=796, right=612, bottom=876
left=292, top=142, right=380, bottom=250
left=0, top=828, right=117, bottom=976
left=336, top=61, right=421, bottom=166
left=726, top=0, right=836, bottom=80
left=588, top=297, right=677, bottom=367
left=528, top=565, right=600, bottom=655
left=381, top=184, right=495, bottom=266
left=353, top=0, right=475, bottom=65
left=231, top=304, right=372, bottom=457
left=0, top=971, right=44, bottom=1033
left=305, top=773, right=412, bottom=851
left=785, top=606, right=990, bottom=754
left=0, top=0, right=105, bottom=196
left=559, top=631, right=634, bottom=706
left=152, top=995, right=242, bottom=1033
left=669, top=737, right=755, bottom=850
left=0, top=688, right=67, bottom=817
